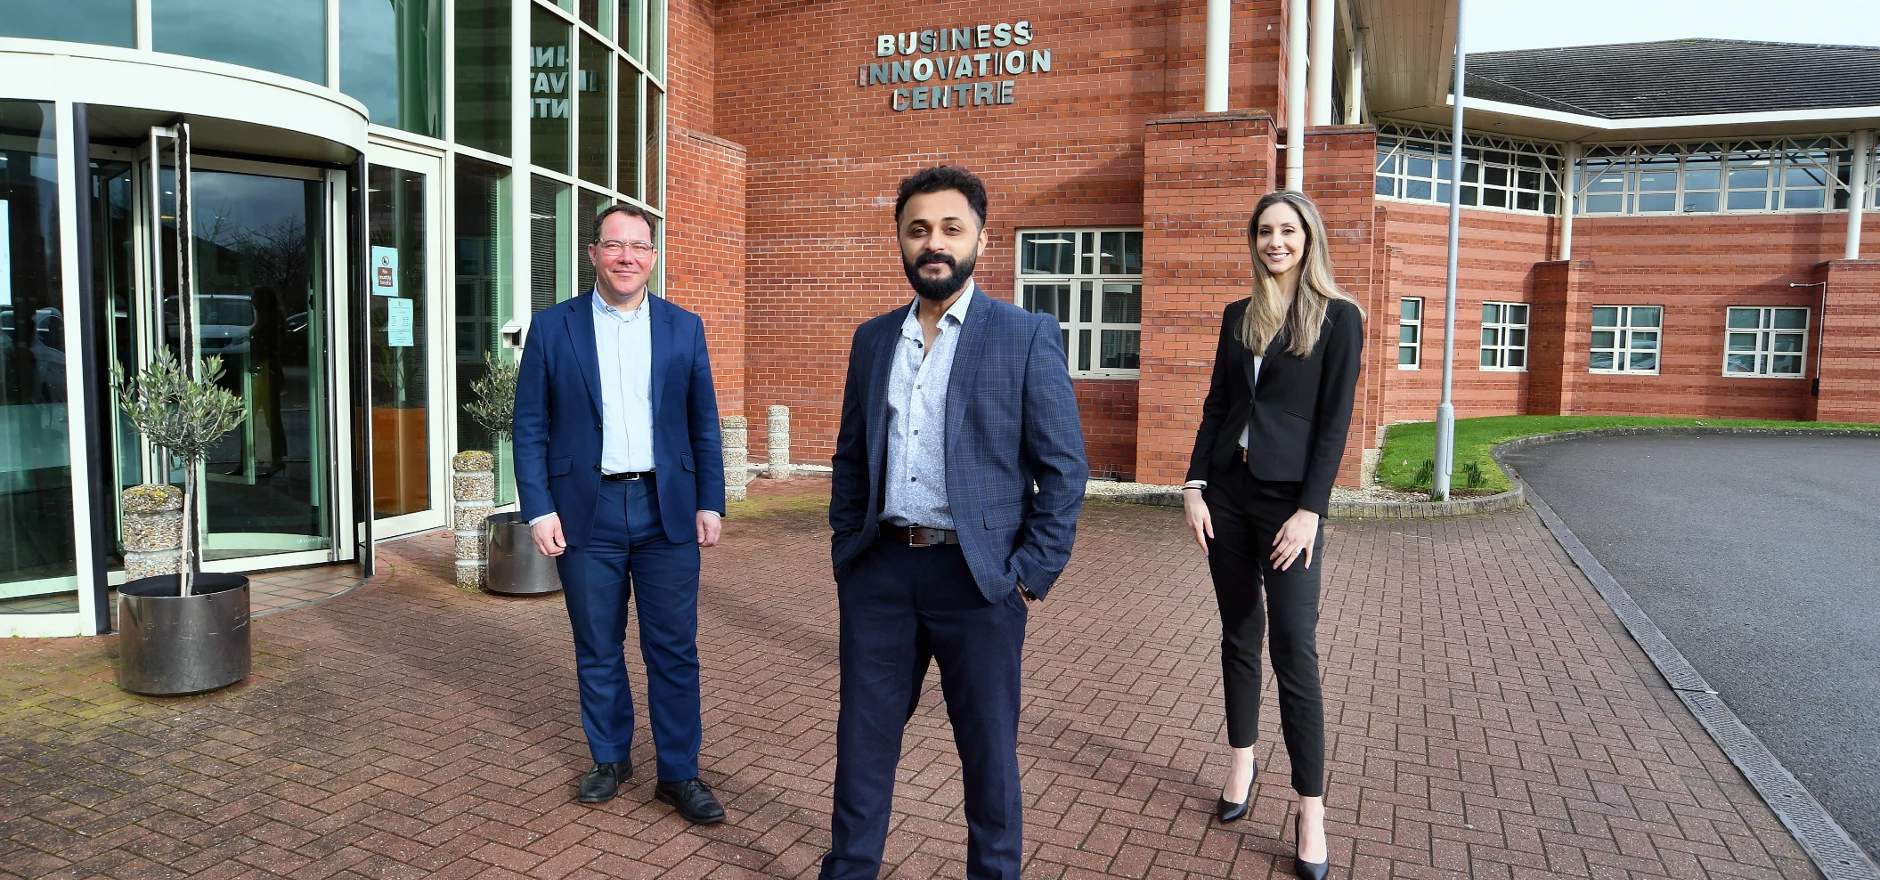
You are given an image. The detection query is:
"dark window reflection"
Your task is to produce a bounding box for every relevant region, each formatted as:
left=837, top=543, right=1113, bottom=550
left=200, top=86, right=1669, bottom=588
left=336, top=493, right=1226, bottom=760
left=454, top=0, right=511, bottom=155
left=153, top=0, right=326, bottom=83
left=341, top=0, right=443, bottom=138
left=0, top=0, right=135, bottom=46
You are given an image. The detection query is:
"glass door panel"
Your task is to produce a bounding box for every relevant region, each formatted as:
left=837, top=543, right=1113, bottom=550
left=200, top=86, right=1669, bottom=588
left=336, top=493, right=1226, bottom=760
left=366, top=165, right=433, bottom=522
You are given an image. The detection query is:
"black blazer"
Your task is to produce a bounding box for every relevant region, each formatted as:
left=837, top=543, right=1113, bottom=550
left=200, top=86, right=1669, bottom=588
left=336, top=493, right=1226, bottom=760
left=1186, top=297, right=1363, bottom=516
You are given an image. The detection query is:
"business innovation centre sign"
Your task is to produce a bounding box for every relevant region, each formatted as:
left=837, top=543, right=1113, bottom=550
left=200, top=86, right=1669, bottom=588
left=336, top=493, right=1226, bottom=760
left=859, top=21, right=1056, bottom=112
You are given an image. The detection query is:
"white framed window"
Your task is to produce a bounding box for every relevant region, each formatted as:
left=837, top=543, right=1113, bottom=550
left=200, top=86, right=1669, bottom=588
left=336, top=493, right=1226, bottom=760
left=1480, top=301, right=1529, bottom=371
left=1590, top=306, right=1662, bottom=374
left=1577, top=137, right=1856, bottom=216
left=1017, top=229, right=1142, bottom=378
left=1375, top=122, right=1562, bottom=215
left=1398, top=297, right=1422, bottom=368
left=1724, top=307, right=1808, bottom=378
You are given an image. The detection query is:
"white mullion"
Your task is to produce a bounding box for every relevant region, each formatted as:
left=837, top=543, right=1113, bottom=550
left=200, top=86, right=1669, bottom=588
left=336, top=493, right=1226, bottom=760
left=136, top=0, right=153, bottom=50
left=54, top=100, right=99, bottom=635
left=327, top=0, right=341, bottom=90
left=443, top=0, right=456, bottom=147
left=510, top=0, right=532, bottom=329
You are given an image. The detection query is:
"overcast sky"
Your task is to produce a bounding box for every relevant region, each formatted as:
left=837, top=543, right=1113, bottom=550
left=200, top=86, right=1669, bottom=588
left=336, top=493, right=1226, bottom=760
left=1468, top=0, right=1880, bottom=52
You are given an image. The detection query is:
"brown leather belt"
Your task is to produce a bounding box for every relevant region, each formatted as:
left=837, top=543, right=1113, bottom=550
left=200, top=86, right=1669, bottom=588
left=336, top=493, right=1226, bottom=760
left=882, top=524, right=960, bottom=547
left=601, top=471, right=653, bottom=482
left=1235, top=446, right=1248, bottom=463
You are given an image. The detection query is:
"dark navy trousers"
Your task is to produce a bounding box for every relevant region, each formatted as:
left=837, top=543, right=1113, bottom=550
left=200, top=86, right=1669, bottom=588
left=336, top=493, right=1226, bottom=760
left=820, top=538, right=1030, bottom=880
left=555, top=475, right=703, bottom=782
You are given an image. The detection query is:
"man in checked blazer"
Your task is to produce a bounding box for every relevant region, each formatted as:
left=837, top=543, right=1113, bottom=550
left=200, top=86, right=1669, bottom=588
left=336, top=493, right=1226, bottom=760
left=821, top=165, right=1089, bottom=880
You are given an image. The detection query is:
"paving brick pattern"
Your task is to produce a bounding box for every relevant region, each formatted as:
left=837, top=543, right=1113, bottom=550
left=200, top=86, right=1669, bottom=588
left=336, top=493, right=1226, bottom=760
left=0, top=483, right=1819, bottom=879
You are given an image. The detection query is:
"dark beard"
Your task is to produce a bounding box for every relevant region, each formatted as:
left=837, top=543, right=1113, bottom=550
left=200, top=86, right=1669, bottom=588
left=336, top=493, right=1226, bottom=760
left=903, top=250, right=977, bottom=301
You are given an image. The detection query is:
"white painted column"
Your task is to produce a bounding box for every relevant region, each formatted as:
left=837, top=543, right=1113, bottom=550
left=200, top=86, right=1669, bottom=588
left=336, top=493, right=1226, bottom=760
left=1204, top=0, right=1230, bottom=112
left=1308, top=0, right=1335, bottom=125
left=1847, top=129, right=1873, bottom=261
left=1285, top=0, right=1309, bottom=190
left=1343, top=28, right=1365, bottom=125
left=1559, top=141, right=1580, bottom=260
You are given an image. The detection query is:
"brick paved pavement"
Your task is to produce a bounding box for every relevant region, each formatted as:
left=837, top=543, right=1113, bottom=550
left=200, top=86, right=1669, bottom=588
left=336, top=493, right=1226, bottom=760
left=0, top=482, right=1821, bottom=879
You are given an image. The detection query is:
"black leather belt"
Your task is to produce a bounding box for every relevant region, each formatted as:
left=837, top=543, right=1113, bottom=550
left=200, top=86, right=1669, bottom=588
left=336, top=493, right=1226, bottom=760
left=882, top=524, right=959, bottom=547
left=601, top=471, right=652, bottom=482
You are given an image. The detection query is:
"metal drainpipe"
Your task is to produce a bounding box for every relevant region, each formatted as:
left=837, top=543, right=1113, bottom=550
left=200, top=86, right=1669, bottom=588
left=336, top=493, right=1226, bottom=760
left=1846, top=129, right=1872, bottom=261
left=1559, top=141, right=1579, bottom=261
left=1205, top=0, right=1229, bottom=112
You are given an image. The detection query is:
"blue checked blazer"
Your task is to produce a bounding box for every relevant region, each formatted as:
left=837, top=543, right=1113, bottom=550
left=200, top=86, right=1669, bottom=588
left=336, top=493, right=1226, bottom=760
left=829, top=292, right=1089, bottom=603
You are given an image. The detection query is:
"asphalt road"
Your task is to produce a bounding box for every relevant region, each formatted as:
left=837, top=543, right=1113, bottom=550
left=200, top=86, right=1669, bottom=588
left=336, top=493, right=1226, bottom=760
left=1501, top=433, right=1880, bottom=858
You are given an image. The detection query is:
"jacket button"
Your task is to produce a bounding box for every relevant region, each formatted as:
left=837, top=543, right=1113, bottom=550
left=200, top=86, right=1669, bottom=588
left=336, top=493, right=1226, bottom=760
left=593, top=465, right=600, bottom=471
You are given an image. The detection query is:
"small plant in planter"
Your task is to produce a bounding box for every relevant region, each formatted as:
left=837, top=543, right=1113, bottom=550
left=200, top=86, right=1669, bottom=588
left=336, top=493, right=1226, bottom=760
left=111, top=351, right=252, bottom=694
left=461, top=353, right=560, bottom=596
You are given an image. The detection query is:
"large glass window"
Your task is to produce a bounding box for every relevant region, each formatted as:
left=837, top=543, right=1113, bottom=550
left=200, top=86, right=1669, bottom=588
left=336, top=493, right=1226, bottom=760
left=1017, top=229, right=1141, bottom=377
left=0, top=101, right=78, bottom=613
left=1375, top=123, right=1562, bottom=215
left=644, top=85, right=663, bottom=210
left=0, top=0, right=135, bottom=46
left=531, top=177, right=571, bottom=311
left=578, top=33, right=613, bottom=187
left=368, top=167, right=431, bottom=519
left=616, top=59, right=642, bottom=201
left=1578, top=138, right=1853, bottom=216
left=454, top=158, right=513, bottom=504
left=1480, top=302, right=1528, bottom=371
left=1724, top=307, right=1808, bottom=378
left=153, top=0, right=327, bottom=84
left=454, top=0, right=512, bottom=156
left=1590, top=305, right=1662, bottom=374
left=530, top=5, right=573, bottom=174
left=575, top=189, right=610, bottom=294
left=341, top=0, right=443, bottom=138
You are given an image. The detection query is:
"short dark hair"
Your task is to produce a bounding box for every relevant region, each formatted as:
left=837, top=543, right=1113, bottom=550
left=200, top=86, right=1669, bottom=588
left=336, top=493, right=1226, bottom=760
left=894, top=165, right=988, bottom=228
left=592, top=202, right=657, bottom=242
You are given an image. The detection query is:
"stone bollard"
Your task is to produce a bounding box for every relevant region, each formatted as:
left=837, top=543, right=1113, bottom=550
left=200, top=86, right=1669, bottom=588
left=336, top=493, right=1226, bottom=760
left=722, top=415, right=750, bottom=503
left=121, top=485, right=184, bottom=581
left=766, top=405, right=792, bottom=479
left=453, top=451, right=496, bottom=591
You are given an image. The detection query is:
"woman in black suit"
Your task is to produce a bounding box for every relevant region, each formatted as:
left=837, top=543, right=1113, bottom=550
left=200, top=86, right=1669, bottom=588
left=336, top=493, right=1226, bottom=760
left=1183, top=190, right=1363, bottom=879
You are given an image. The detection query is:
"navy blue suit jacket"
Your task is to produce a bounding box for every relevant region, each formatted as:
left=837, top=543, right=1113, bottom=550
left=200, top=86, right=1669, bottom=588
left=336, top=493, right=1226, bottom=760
left=512, top=292, right=726, bottom=548
left=829, top=291, right=1090, bottom=603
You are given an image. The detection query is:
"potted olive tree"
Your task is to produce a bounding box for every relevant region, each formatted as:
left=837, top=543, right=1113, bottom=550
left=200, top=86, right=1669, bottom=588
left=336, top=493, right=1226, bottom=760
left=111, top=351, right=251, bottom=695
left=463, top=353, right=561, bottom=596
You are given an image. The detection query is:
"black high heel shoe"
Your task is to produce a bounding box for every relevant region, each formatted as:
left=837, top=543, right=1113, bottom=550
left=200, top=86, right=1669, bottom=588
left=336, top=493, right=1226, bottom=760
left=1293, top=813, right=1329, bottom=880
left=1215, top=761, right=1257, bottom=822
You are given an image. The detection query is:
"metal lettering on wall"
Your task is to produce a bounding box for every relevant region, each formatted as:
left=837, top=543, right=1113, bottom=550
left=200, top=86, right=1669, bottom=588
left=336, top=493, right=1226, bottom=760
left=858, top=22, right=1054, bottom=113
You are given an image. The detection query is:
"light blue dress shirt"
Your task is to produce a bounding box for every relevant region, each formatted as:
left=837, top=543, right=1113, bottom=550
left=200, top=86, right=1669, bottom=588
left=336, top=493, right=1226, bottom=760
left=594, top=290, right=656, bottom=474
left=880, top=287, right=974, bottom=529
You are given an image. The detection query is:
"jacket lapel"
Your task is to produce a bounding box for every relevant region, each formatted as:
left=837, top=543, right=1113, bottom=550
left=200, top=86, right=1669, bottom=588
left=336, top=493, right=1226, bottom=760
left=568, top=292, right=603, bottom=416
left=1251, top=327, right=1291, bottom=396
left=866, top=305, right=906, bottom=485
left=648, top=295, right=672, bottom=421
left=946, top=289, right=989, bottom=454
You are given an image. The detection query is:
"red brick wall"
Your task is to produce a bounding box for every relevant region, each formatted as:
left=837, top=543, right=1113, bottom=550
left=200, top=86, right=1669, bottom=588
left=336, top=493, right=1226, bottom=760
left=1136, top=113, right=1279, bottom=484
left=713, top=0, right=1212, bottom=467
left=1811, top=259, right=1880, bottom=423
left=1301, top=125, right=1379, bottom=487
left=1374, top=202, right=1560, bottom=423
left=1077, top=379, right=1139, bottom=481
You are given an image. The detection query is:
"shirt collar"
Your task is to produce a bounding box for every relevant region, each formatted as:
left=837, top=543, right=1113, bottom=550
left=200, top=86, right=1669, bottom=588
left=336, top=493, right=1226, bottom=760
left=592, top=287, right=651, bottom=322
left=899, top=285, right=976, bottom=336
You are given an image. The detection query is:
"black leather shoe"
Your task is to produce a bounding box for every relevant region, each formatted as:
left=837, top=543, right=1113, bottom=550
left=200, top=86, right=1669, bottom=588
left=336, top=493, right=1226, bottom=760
left=654, top=778, right=726, bottom=825
left=1216, top=761, right=1257, bottom=822
left=577, top=761, right=632, bottom=804
left=1293, top=813, right=1329, bottom=880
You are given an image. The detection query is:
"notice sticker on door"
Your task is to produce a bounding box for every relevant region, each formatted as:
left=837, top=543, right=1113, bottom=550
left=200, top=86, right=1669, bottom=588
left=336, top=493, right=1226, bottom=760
left=386, top=297, right=414, bottom=347
left=371, top=246, right=399, bottom=297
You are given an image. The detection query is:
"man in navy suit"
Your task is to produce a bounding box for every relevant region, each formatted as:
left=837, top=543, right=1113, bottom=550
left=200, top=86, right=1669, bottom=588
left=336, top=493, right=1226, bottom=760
left=512, top=203, right=727, bottom=824
left=821, top=166, right=1089, bottom=879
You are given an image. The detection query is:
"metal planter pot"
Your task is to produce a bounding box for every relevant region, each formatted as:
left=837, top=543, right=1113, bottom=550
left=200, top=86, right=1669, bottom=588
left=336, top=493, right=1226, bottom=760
left=484, top=512, right=563, bottom=596
left=116, top=573, right=251, bottom=696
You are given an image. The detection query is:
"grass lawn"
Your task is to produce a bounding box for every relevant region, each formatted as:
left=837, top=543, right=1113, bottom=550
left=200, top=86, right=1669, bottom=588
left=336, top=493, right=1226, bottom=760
left=1376, top=415, right=1880, bottom=493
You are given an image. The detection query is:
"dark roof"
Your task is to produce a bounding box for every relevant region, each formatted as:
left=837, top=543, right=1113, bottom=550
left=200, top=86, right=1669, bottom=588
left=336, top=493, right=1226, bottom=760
left=1461, top=39, right=1880, bottom=119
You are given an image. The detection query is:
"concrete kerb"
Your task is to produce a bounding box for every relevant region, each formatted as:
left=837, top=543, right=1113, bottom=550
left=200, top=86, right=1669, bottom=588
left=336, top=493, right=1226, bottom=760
left=1086, top=473, right=1524, bottom=519
left=1495, top=426, right=1880, bottom=880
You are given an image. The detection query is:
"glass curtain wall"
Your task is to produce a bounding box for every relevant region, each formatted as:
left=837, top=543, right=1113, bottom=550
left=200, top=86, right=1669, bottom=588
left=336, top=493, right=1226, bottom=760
left=0, top=0, right=136, bottom=46
left=368, top=166, right=431, bottom=519
left=342, top=0, right=445, bottom=138
left=0, top=101, right=78, bottom=614
left=455, top=0, right=512, bottom=155
left=454, top=157, right=512, bottom=504
left=152, top=0, right=327, bottom=84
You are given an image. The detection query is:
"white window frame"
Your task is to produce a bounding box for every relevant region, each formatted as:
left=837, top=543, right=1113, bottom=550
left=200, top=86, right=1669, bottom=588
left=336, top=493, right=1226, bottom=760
left=1577, top=137, right=1855, bottom=216
left=1479, top=301, right=1529, bottom=372
left=1723, top=306, right=1809, bottom=379
left=1015, top=228, right=1142, bottom=379
left=1375, top=122, right=1563, bottom=216
left=1590, top=305, right=1663, bottom=375
left=1398, top=297, right=1422, bottom=369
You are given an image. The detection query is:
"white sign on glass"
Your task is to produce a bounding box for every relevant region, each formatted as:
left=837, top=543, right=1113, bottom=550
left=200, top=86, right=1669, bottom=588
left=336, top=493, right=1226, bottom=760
left=371, top=246, right=398, bottom=297
left=386, top=297, right=414, bottom=347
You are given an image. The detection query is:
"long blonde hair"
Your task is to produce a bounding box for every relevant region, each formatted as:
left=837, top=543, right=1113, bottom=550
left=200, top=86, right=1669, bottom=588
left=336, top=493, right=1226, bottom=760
left=1238, top=190, right=1362, bottom=357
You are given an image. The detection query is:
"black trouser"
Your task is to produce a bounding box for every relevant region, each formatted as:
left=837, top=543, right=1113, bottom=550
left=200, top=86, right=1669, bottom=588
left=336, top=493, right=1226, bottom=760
left=1204, top=465, right=1326, bottom=797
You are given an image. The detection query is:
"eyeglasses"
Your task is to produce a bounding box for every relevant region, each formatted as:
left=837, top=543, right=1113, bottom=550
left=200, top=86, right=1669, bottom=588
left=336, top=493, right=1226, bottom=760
left=594, top=238, right=656, bottom=257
